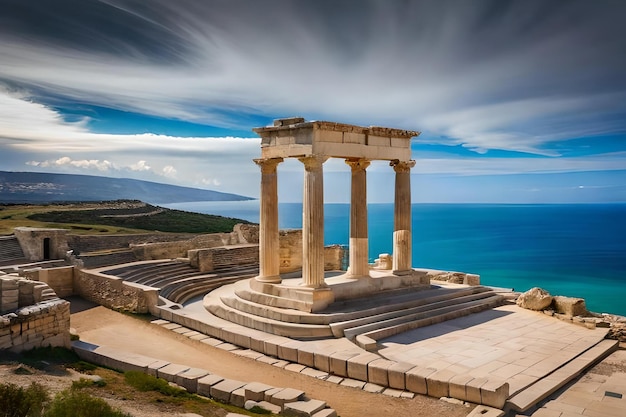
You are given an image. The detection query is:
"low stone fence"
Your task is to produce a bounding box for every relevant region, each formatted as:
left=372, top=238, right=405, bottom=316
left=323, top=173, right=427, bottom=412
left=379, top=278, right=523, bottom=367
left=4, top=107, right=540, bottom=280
left=73, top=269, right=158, bottom=314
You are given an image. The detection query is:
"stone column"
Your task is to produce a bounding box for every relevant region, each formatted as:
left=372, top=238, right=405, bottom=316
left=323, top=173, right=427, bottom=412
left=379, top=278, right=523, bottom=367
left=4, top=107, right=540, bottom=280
left=298, top=155, right=328, bottom=288
left=254, top=157, right=283, bottom=283
left=345, top=158, right=370, bottom=277
left=390, top=160, right=416, bottom=273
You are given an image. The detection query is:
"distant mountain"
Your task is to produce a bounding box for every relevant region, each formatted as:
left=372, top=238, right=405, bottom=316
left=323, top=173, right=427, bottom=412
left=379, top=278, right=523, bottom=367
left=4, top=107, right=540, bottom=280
left=0, top=171, right=253, bottom=204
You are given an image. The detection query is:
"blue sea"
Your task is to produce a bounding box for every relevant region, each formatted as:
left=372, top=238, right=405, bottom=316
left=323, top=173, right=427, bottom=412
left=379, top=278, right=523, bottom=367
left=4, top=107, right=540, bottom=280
left=162, top=201, right=626, bottom=317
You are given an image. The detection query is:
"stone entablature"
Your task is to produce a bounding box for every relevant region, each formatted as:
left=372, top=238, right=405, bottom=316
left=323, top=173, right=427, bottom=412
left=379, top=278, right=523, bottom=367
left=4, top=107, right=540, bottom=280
left=254, top=118, right=416, bottom=161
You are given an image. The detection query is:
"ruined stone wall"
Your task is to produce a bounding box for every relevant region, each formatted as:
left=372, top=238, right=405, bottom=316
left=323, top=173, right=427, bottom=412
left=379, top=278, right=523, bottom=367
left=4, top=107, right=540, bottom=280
left=68, top=233, right=197, bottom=255
left=279, top=230, right=303, bottom=273
left=0, top=299, right=70, bottom=352
left=131, top=232, right=243, bottom=261
left=279, top=230, right=347, bottom=273
left=189, top=244, right=259, bottom=272
left=74, top=269, right=158, bottom=314
left=22, top=266, right=74, bottom=298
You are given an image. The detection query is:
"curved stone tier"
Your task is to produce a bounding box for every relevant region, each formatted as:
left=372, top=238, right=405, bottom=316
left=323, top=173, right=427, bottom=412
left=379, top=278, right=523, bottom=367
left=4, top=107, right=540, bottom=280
left=203, top=276, right=506, bottom=348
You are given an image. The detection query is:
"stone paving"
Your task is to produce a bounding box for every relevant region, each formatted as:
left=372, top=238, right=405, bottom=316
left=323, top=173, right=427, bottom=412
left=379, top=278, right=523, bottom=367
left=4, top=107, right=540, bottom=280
left=174, top=297, right=616, bottom=413
left=524, top=348, right=626, bottom=417
left=377, top=304, right=608, bottom=396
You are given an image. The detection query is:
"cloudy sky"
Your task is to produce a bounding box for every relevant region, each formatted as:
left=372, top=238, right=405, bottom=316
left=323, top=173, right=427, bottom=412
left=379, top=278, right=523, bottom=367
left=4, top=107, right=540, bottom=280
left=1, top=0, right=625, bottom=203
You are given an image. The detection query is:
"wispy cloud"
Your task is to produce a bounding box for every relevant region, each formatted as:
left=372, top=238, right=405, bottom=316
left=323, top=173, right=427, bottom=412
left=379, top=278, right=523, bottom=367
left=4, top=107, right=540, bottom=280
left=1, top=0, right=625, bottom=155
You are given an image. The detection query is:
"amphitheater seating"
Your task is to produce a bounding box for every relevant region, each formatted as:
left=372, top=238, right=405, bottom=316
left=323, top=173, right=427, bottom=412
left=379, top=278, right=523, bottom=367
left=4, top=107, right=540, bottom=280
left=0, top=235, right=27, bottom=266
left=101, top=260, right=258, bottom=305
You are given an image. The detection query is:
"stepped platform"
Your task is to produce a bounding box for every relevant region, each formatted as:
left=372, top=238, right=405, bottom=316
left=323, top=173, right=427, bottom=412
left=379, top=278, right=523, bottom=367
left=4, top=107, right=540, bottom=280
left=146, top=272, right=616, bottom=412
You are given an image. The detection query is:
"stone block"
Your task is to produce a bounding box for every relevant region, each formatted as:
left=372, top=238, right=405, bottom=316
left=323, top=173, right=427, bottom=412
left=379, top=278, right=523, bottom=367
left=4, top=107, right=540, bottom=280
left=210, top=379, right=246, bottom=403
left=263, top=387, right=283, bottom=402
left=197, top=374, right=225, bottom=397
left=277, top=342, right=299, bottom=362
left=146, top=360, right=170, bottom=377
left=465, top=377, right=488, bottom=404
left=427, top=369, right=456, bottom=398
left=175, top=367, right=210, bottom=392
left=346, top=352, right=379, bottom=381
left=231, top=387, right=246, bottom=408
left=406, top=367, right=437, bottom=395
left=270, top=388, right=305, bottom=408
left=156, top=363, right=190, bottom=383
left=312, top=409, right=337, bottom=417
left=283, top=399, right=327, bottom=417
left=313, top=349, right=336, bottom=373
left=255, top=401, right=282, bottom=414
left=317, top=130, right=343, bottom=143
left=368, top=358, right=394, bottom=386
left=343, top=132, right=365, bottom=144
left=363, top=382, right=385, bottom=393
left=449, top=374, right=473, bottom=401
left=553, top=296, right=587, bottom=317
left=297, top=345, right=316, bottom=367
left=329, top=351, right=359, bottom=377
left=244, top=382, right=274, bottom=402
left=367, top=135, right=390, bottom=147
left=391, top=137, right=410, bottom=148
left=480, top=379, right=509, bottom=409
left=388, top=362, right=416, bottom=390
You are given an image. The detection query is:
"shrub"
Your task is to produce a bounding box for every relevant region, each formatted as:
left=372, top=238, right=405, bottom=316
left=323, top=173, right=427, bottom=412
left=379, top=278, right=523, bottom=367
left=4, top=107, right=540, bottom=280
left=124, top=371, right=189, bottom=397
left=45, top=389, right=131, bottom=417
left=0, top=382, right=49, bottom=417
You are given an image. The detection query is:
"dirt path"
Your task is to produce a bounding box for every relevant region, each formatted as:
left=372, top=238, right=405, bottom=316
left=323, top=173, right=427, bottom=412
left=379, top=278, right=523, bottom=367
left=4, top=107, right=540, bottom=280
left=71, top=304, right=470, bottom=417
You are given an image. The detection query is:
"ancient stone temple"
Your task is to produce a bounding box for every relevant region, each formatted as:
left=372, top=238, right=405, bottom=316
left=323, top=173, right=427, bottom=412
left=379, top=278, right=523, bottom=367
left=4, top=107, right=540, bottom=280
left=251, top=117, right=428, bottom=312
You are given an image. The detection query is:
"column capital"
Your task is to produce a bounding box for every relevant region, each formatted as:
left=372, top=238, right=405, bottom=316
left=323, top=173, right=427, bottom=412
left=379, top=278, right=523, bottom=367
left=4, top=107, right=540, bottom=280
left=390, top=159, right=416, bottom=173
left=345, top=158, right=371, bottom=172
left=298, top=155, right=328, bottom=171
left=254, top=157, right=283, bottom=173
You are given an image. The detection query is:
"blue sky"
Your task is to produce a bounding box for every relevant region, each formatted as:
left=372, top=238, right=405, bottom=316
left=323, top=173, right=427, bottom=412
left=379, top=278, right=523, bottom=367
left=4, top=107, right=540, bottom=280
left=1, top=0, right=625, bottom=203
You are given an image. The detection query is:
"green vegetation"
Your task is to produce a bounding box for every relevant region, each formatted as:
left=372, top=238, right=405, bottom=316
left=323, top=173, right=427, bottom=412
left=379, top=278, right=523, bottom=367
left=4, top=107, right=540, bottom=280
left=0, top=200, right=252, bottom=235
left=0, top=382, right=48, bottom=417
left=0, top=347, right=275, bottom=417
left=45, top=389, right=131, bottom=417
left=124, top=371, right=191, bottom=397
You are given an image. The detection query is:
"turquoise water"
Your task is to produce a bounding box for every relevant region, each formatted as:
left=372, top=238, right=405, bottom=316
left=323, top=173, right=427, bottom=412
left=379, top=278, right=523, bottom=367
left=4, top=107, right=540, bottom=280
left=162, top=201, right=626, bottom=316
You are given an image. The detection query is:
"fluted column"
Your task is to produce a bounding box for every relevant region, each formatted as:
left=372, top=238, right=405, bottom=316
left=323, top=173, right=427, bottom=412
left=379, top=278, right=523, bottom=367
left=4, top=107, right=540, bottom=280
left=254, top=157, right=283, bottom=283
left=345, top=158, right=370, bottom=277
left=391, top=160, right=416, bottom=273
left=299, top=155, right=328, bottom=288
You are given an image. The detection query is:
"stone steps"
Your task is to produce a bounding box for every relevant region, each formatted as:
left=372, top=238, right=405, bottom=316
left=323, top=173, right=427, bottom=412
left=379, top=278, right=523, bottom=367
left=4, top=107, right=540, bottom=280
left=506, top=339, right=619, bottom=413
left=0, top=235, right=25, bottom=263
left=78, top=249, right=137, bottom=268
left=204, top=279, right=504, bottom=345
left=333, top=287, right=497, bottom=338
left=101, top=260, right=259, bottom=305
left=353, top=293, right=504, bottom=350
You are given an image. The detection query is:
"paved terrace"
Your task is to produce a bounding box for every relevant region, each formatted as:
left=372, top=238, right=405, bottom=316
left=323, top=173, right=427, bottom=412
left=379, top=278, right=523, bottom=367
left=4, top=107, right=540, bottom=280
left=158, top=279, right=617, bottom=415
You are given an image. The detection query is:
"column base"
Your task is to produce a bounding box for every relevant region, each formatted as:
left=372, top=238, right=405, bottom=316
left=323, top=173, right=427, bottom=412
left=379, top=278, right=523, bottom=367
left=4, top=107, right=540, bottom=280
left=254, top=275, right=282, bottom=284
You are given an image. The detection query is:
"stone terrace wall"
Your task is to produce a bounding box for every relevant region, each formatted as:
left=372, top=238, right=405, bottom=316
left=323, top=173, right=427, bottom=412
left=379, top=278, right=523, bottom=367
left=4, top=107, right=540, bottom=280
left=68, top=233, right=197, bottom=255
left=73, top=269, right=158, bottom=314
left=0, top=299, right=70, bottom=352
left=131, top=231, right=242, bottom=261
